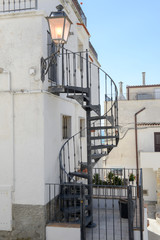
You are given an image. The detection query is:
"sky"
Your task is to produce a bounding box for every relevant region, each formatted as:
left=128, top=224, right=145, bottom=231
left=80, top=0, right=160, bottom=93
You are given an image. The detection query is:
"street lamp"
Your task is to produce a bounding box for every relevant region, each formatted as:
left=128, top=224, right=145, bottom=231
left=47, top=4, right=72, bottom=45
left=41, top=4, right=72, bottom=82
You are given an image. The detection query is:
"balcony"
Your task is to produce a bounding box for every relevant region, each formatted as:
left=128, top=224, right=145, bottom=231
left=140, top=151, right=160, bottom=170
left=46, top=168, right=144, bottom=240
left=0, top=0, right=37, bottom=13
left=89, top=41, right=98, bottom=60
left=72, top=0, right=87, bottom=26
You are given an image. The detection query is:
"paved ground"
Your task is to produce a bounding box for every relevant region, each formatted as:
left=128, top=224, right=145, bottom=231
left=146, top=202, right=160, bottom=240
left=86, top=209, right=129, bottom=240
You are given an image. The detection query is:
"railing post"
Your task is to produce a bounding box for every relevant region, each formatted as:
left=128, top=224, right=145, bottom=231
left=139, top=170, right=144, bottom=240
left=62, top=47, right=65, bottom=86
left=85, top=49, right=94, bottom=226
left=86, top=50, right=89, bottom=88
left=80, top=184, right=86, bottom=240
left=98, top=68, right=100, bottom=106
left=86, top=105, right=93, bottom=225
left=49, top=184, right=51, bottom=222
left=128, top=185, right=134, bottom=240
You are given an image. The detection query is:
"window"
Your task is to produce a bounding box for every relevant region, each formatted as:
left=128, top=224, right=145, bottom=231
left=143, top=190, right=148, bottom=196
left=80, top=118, right=85, bottom=137
left=154, top=132, right=160, bottom=152
left=137, top=93, right=152, bottom=100
left=47, top=31, right=57, bottom=83
left=62, top=116, right=71, bottom=139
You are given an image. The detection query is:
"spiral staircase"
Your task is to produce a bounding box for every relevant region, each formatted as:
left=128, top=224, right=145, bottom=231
left=48, top=47, right=119, bottom=226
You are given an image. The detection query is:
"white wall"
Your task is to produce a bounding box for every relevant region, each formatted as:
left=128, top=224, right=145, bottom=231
left=0, top=11, right=43, bottom=91
left=143, top=168, right=157, bottom=202
left=134, top=207, right=148, bottom=240
left=0, top=93, right=13, bottom=186
left=46, top=224, right=80, bottom=240
left=43, top=93, right=86, bottom=187
left=140, top=152, right=160, bottom=170
left=14, top=93, right=45, bottom=205
left=105, top=99, right=160, bottom=201
left=0, top=0, right=99, bottom=208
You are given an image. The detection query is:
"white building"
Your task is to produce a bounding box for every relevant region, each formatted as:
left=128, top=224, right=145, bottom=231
left=105, top=76, right=160, bottom=208
left=0, top=0, right=103, bottom=238
left=0, top=1, right=147, bottom=239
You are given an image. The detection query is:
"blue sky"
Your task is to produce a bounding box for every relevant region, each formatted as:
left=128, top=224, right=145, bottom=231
left=80, top=0, right=160, bottom=92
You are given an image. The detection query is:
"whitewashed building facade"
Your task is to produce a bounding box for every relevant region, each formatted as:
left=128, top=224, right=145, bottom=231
left=105, top=79, right=160, bottom=206
left=0, top=0, right=102, bottom=238
left=0, top=1, right=147, bottom=240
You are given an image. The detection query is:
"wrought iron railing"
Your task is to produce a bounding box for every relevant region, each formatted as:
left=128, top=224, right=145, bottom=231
left=50, top=48, right=118, bottom=183
left=0, top=0, right=37, bottom=13
left=92, top=168, right=140, bottom=187
left=46, top=170, right=144, bottom=240
left=127, top=91, right=160, bottom=100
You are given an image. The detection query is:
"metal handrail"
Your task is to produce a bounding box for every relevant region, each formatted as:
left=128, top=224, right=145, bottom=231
left=61, top=47, right=118, bottom=115
left=58, top=48, right=118, bottom=183
left=0, top=0, right=38, bottom=13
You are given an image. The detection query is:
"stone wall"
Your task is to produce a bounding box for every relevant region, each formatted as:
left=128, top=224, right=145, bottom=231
left=0, top=204, right=46, bottom=240
left=156, top=169, right=160, bottom=210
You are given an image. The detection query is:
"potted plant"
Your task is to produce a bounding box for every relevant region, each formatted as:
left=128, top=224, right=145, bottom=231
left=93, top=173, right=101, bottom=185
left=129, top=173, right=136, bottom=182
left=107, top=171, right=114, bottom=185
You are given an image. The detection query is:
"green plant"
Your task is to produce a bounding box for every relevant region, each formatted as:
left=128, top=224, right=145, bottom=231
left=107, top=171, right=115, bottom=185
left=129, top=173, right=136, bottom=181
left=93, top=172, right=128, bottom=186
left=92, top=173, right=108, bottom=185
left=113, top=176, right=122, bottom=185
left=93, top=173, right=100, bottom=185
left=108, top=171, right=114, bottom=180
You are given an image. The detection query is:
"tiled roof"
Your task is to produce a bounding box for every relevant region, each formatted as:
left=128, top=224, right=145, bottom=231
left=127, top=84, right=160, bottom=88
left=137, top=122, right=160, bottom=126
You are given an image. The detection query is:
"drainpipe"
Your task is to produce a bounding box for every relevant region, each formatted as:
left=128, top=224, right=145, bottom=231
left=0, top=69, right=15, bottom=191
left=135, top=107, right=145, bottom=196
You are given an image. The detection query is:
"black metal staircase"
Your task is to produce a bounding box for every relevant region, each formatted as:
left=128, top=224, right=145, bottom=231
left=48, top=48, right=119, bottom=226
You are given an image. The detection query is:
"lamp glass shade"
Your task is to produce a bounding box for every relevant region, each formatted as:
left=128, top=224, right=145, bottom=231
left=47, top=10, right=72, bottom=45
left=63, top=18, right=71, bottom=42
left=48, top=18, right=65, bottom=44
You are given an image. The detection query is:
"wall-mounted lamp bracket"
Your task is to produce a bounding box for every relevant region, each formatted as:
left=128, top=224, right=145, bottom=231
left=41, top=5, right=72, bottom=82
left=41, top=47, right=60, bottom=82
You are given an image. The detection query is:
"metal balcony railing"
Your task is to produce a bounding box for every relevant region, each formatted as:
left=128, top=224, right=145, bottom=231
left=125, top=91, right=160, bottom=100
left=53, top=48, right=119, bottom=184
left=0, top=0, right=38, bottom=13
left=46, top=169, right=144, bottom=240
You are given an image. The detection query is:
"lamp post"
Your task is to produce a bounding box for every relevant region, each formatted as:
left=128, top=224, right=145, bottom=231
left=41, top=4, right=72, bottom=82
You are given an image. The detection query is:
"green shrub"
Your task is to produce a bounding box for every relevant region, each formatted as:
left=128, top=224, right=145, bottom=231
left=93, top=173, right=100, bottom=185
left=93, top=171, right=123, bottom=186
left=129, top=173, right=136, bottom=181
